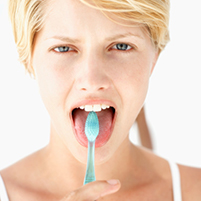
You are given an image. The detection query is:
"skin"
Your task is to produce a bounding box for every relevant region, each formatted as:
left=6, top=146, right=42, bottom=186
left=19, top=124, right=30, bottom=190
left=136, top=106, right=153, bottom=150
left=1, top=0, right=201, bottom=200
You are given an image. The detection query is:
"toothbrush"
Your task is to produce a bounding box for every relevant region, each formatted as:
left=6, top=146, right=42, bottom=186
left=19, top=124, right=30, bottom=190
left=84, top=111, right=99, bottom=185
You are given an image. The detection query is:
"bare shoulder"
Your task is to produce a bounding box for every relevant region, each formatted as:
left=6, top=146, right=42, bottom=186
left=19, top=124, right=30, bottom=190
left=178, top=164, right=201, bottom=200
left=0, top=148, right=46, bottom=201
left=138, top=146, right=201, bottom=200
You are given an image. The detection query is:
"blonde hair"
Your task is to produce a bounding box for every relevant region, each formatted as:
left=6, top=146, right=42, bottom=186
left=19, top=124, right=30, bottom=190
left=8, top=0, right=47, bottom=75
left=8, top=0, right=170, bottom=75
left=80, top=0, right=170, bottom=51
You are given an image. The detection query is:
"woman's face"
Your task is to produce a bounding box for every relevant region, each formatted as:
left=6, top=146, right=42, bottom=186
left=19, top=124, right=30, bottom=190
left=32, top=0, right=158, bottom=164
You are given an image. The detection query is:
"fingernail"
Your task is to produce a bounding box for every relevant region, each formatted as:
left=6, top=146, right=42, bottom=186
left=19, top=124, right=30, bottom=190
left=107, top=179, right=119, bottom=185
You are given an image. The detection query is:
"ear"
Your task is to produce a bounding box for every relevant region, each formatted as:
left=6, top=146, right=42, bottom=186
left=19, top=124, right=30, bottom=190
left=150, top=50, right=159, bottom=76
left=27, top=58, right=36, bottom=79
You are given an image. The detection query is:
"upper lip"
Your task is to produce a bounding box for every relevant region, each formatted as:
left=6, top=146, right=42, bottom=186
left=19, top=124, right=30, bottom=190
left=70, top=99, right=117, bottom=113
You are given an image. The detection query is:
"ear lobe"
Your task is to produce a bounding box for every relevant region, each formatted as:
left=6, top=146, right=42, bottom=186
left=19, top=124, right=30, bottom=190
left=150, top=51, right=159, bottom=76
left=27, top=60, right=36, bottom=79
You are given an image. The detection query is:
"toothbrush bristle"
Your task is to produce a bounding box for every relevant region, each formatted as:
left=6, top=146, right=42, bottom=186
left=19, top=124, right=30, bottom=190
left=85, top=112, right=99, bottom=142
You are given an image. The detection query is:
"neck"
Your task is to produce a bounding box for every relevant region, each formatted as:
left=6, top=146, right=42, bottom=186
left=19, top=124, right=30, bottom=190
left=41, top=132, right=85, bottom=192
left=95, top=137, right=136, bottom=181
left=42, top=127, right=139, bottom=196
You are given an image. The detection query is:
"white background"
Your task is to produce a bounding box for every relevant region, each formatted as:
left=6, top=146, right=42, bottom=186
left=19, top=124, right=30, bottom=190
left=0, top=0, right=201, bottom=170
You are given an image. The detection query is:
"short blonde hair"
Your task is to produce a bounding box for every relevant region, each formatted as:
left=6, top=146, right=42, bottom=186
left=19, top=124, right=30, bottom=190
left=8, top=0, right=170, bottom=75
left=81, top=0, right=170, bottom=49
left=8, top=0, right=47, bottom=75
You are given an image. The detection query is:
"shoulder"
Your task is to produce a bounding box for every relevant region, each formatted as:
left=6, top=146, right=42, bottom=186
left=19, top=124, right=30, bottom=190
left=0, top=161, right=30, bottom=201
left=178, top=164, right=201, bottom=201
left=138, top=146, right=201, bottom=200
left=0, top=148, right=46, bottom=201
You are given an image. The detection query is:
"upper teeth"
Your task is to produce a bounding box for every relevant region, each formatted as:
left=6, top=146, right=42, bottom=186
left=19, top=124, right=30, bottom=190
left=79, top=104, right=110, bottom=112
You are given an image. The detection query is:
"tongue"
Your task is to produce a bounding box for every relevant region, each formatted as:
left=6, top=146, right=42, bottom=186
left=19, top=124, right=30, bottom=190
left=73, top=108, right=113, bottom=147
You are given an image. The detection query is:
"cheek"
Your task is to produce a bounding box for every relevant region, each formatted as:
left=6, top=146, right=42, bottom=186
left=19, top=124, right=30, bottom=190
left=110, top=53, right=152, bottom=117
left=108, top=48, right=153, bottom=75
left=109, top=52, right=152, bottom=92
left=126, top=58, right=151, bottom=103
left=33, top=54, right=75, bottom=113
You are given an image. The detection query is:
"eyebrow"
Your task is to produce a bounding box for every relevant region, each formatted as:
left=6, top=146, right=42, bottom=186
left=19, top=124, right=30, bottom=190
left=105, top=32, right=144, bottom=41
left=48, top=36, right=81, bottom=43
left=48, top=32, right=143, bottom=43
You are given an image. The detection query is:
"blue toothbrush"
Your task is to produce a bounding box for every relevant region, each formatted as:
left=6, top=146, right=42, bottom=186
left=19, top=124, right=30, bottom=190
left=83, top=111, right=99, bottom=185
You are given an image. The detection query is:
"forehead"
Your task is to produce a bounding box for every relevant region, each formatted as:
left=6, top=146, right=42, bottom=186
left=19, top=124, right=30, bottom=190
left=35, top=0, right=150, bottom=46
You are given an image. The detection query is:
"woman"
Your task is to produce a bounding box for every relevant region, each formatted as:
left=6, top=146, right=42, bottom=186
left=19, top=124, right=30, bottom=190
left=0, top=0, right=201, bottom=200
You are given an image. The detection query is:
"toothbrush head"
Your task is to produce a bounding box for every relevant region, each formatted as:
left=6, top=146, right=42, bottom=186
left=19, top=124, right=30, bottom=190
left=85, top=111, right=99, bottom=142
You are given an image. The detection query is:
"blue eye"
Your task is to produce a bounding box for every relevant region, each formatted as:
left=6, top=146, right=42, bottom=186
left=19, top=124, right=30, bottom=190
left=54, top=46, right=71, bottom=52
left=113, top=43, right=132, bottom=51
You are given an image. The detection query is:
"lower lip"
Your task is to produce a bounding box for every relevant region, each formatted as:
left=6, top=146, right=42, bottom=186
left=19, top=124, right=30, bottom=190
left=71, top=110, right=116, bottom=148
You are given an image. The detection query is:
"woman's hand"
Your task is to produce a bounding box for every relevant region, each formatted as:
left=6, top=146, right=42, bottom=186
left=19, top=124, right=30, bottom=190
left=60, top=180, right=121, bottom=200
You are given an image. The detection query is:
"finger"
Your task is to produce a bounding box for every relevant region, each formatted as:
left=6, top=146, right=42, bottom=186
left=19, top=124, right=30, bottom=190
left=60, top=179, right=121, bottom=201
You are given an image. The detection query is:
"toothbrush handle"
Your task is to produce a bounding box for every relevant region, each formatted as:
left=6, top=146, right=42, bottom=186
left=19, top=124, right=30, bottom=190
left=84, top=141, right=96, bottom=185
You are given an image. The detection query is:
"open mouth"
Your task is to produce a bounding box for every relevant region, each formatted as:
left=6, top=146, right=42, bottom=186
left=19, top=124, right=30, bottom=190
left=71, top=104, right=116, bottom=148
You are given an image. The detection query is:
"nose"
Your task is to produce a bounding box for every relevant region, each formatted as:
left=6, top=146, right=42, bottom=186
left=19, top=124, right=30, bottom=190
left=75, top=54, right=111, bottom=93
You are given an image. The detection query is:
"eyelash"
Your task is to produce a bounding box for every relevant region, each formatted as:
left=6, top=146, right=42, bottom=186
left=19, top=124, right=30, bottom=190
left=111, top=43, right=133, bottom=51
left=54, top=46, right=74, bottom=53
left=52, top=43, right=134, bottom=54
